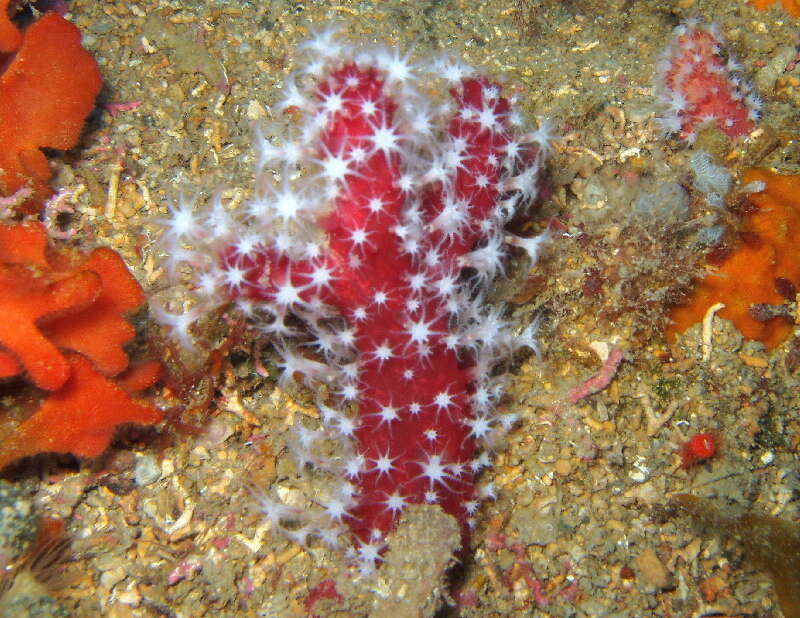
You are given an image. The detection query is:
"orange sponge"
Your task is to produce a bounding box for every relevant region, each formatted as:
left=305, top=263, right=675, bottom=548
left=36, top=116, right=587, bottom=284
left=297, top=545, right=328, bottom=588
left=668, top=169, right=800, bottom=349
left=0, top=222, right=163, bottom=469
left=0, top=0, right=22, bottom=53
left=749, top=0, right=800, bottom=16
left=0, top=12, right=101, bottom=209
left=45, top=248, right=146, bottom=377
left=0, top=222, right=149, bottom=389
left=0, top=354, right=162, bottom=468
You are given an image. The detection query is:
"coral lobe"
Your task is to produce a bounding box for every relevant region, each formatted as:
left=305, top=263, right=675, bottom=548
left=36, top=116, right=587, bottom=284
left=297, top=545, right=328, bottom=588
left=0, top=11, right=101, bottom=209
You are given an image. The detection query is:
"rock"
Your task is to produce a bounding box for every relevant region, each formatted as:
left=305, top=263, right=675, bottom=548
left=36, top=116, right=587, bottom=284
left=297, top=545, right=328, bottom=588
left=366, top=505, right=461, bottom=618
left=0, top=480, right=36, bottom=571
left=635, top=548, right=673, bottom=590
left=755, top=46, right=797, bottom=93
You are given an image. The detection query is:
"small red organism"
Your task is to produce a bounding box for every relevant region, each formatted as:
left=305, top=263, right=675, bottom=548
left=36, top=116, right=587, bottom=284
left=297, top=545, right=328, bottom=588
left=304, top=579, right=343, bottom=617
left=655, top=20, right=759, bottom=144
left=680, top=432, right=718, bottom=468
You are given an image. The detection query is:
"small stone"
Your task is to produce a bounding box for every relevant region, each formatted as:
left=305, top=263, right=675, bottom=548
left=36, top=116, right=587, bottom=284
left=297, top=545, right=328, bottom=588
left=191, top=445, right=211, bottom=461
left=116, top=586, right=142, bottom=606
left=635, top=548, right=673, bottom=590
left=554, top=459, right=573, bottom=476
left=628, top=468, right=648, bottom=483
left=141, top=499, right=159, bottom=519
left=0, top=480, right=36, bottom=570
left=509, top=504, right=558, bottom=546
left=161, top=458, right=175, bottom=476
left=100, top=565, right=127, bottom=589
left=247, top=99, right=266, bottom=120
left=134, top=455, right=161, bottom=486
left=754, top=46, right=797, bottom=93
left=197, top=418, right=233, bottom=448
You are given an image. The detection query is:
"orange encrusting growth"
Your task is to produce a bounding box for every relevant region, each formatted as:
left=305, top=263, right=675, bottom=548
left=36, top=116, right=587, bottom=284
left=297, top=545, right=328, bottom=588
left=0, top=349, right=20, bottom=378
left=667, top=169, right=800, bottom=350
left=0, top=354, right=162, bottom=468
left=0, top=11, right=101, bottom=209
left=0, top=263, right=101, bottom=390
left=45, top=248, right=146, bottom=377
left=0, top=220, right=49, bottom=266
left=0, top=222, right=163, bottom=469
left=115, top=360, right=163, bottom=393
left=0, top=0, right=22, bottom=53
left=749, top=0, right=800, bottom=16
left=0, top=222, right=148, bottom=387
left=0, top=219, right=43, bottom=378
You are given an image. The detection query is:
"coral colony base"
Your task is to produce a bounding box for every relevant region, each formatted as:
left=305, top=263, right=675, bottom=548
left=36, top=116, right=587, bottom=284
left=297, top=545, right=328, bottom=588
left=154, top=30, right=549, bottom=574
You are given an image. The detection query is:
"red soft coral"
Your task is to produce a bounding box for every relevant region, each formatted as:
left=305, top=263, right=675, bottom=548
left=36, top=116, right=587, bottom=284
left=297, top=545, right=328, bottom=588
left=0, top=10, right=101, bottom=211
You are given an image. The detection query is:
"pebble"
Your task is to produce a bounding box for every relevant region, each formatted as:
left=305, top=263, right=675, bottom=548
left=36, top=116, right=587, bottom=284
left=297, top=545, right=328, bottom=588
left=509, top=505, right=559, bottom=546
left=100, top=565, right=127, bottom=589
left=554, top=459, right=573, bottom=476
left=134, top=454, right=161, bottom=486
left=635, top=548, right=673, bottom=590
left=0, top=480, right=36, bottom=569
left=754, top=45, right=797, bottom=92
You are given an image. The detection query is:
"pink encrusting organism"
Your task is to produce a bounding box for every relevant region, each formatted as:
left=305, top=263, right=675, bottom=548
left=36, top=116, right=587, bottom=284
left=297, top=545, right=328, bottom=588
left=153, top=29, right=549, bottom=573
left=655, top=19, right=761, bottom=144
